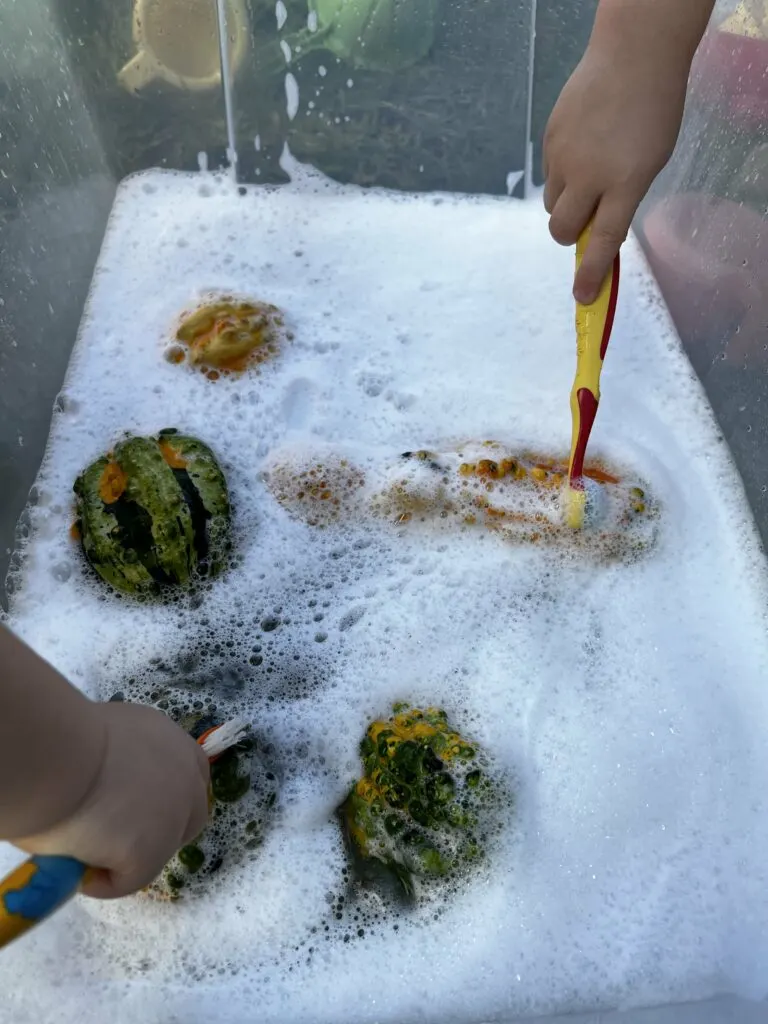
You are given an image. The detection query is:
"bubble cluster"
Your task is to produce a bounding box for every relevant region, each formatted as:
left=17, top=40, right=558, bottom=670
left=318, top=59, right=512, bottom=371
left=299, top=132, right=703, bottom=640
left=263, top=439, right=659, bottom=561
left=170, top=295, right=289, bottom=379
left=339, top=704, right=510, bottom=900
left=2, top=162, right=768, bottom=1024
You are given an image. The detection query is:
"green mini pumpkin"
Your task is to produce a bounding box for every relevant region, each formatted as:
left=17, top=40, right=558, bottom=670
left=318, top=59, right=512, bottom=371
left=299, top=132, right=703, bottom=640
left=339, top=704, right=507, bottom=898
left=73, top=429, right=231, bottom=596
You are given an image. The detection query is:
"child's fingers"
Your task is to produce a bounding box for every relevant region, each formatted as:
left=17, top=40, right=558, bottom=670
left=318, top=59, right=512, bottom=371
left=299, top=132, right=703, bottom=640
left=81, top=851, right=170, bottom=900
left=548, top=186, right=598, bottom=247
left=80, top=866, right=132, bottom=900
left=542, top=169, right=562, bottom=214
left=572, top=192, right=634, bottom=303
left=180, top=775, right=214, bottom=848
left=80, top=772, right=209, bottom=900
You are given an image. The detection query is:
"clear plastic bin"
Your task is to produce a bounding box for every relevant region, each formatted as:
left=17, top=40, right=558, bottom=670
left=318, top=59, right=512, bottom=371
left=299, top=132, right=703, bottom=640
left=1, top=1, right=766, bottom=1020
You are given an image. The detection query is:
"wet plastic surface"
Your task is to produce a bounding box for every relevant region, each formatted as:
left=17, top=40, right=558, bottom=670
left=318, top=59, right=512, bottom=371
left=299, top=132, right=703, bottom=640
left=636, top=1, right=768, bottom=551
left=0, top=0, right=116, bottom=604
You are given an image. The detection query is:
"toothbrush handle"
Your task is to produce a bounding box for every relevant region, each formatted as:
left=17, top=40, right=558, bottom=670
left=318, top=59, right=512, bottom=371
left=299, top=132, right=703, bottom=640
left=0, top=721, right=242, bottom=951
left=574, top=229, right=621, bottom=394
left=569, top=225, right=621, bottom=482
left=0, top=855, right=87, bottom=948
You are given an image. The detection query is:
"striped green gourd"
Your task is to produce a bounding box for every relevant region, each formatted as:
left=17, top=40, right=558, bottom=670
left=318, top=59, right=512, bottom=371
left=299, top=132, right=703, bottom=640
left=73, top=429, right=231, bottom=596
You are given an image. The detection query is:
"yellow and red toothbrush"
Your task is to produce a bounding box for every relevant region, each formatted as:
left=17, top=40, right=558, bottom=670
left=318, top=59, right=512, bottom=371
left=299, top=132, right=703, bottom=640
left=563, top=223, right=621, bottom=529
left=0, top=718, right=249, bottom=952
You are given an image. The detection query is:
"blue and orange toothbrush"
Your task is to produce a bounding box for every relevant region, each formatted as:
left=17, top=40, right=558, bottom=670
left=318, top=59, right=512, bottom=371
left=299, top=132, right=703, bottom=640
left=0, top=718, right=249, bottom=951
left=563, top=223, right=621, bottom=528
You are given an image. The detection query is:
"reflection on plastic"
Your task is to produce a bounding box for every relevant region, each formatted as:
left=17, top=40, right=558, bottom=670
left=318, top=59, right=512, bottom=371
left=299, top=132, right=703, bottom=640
left=637, top=0, right=768, bottom=545
left=641, top=2, right=767, bottom=372
left=118, top=0, right=249, bottom=93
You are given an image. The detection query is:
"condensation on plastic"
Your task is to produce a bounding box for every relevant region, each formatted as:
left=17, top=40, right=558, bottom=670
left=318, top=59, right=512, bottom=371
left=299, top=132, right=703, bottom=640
left=0, top=0, right=116, bottom=607
left=636, top=0, right=768, bottom=552
left=231, top=0, right=534, bottom=194
left=529, top=0, right=598, bottom=186
left=0, top=2, right=767, bottom=1019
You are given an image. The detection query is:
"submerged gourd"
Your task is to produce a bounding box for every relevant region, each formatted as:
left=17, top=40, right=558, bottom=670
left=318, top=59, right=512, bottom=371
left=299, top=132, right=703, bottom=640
left=339, top=704, right=506, bottom=898
left=263, top=439, right=659, bottom=562
left=73, top=429, right=231, bottom=596
left=147, top=710, right=278, bottom=901
left=171, top=297, right=286, bottom=377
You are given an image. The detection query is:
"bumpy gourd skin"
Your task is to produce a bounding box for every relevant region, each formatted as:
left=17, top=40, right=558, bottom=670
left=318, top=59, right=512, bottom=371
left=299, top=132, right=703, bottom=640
left=163, top=432, right=231, bottom=577
left=339, top=705, right=505, bottom=898
left=174, top=298, right=285, bottom=375
left=73, top=429, right=231, bottom=596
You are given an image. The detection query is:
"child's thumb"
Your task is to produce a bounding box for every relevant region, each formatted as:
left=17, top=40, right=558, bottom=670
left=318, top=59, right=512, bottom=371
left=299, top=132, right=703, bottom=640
left=80, top=864, right=157, bottom=900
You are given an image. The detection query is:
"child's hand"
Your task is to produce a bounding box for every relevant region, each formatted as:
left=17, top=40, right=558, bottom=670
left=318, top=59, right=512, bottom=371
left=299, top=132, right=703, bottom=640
left=544, top=44, right=687, bottom=304
left=14, top=701, right=211, bottom=899
left=543, top=0, right=714, bottom=304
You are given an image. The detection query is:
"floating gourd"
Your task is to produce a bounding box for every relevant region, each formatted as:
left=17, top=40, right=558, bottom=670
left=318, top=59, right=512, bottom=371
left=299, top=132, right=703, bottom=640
left=263, top=439, right=659, bottom=561
left=168, top=297, right=286, bottom=378
left=339, top=704, right=506, bottom=899
left=73, top=429, right=231, bottom=596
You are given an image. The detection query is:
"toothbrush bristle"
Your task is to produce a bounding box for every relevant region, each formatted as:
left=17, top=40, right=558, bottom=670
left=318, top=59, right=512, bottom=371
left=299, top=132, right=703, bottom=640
left=200, top=718, right=251, bottom=759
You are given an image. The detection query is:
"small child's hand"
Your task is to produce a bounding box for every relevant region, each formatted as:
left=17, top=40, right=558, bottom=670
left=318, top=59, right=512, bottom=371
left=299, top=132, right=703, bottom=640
left=542, top=0, right=715, bottom=304
left=544, top=44, right=687, bottom=304
left=14, top=701, right=211, bottom=899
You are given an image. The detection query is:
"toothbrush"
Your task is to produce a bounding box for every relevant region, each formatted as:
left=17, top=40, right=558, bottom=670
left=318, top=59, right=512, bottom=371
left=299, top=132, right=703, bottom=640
left=0, top=717, right=250, bottom=951
left=563, top=223, right=621, bottom=529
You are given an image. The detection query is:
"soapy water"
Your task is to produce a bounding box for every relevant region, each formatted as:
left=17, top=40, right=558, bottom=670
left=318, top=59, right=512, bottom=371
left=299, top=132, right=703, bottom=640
left=260, top=438, right=658, bottom=561
left=3, top=154, right=768, bottom=1022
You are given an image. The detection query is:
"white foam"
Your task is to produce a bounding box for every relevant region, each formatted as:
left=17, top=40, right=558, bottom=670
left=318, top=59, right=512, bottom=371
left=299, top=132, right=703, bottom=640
left=3, top=157, right=768, bottom=1023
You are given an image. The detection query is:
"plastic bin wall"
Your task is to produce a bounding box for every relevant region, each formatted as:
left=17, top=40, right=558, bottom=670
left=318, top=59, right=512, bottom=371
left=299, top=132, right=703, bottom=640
left=1, top=2, right=767, bottom=1020
left=635, top=0, right=768, bottom=553
left=0, top=0, right=116, bottom=599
